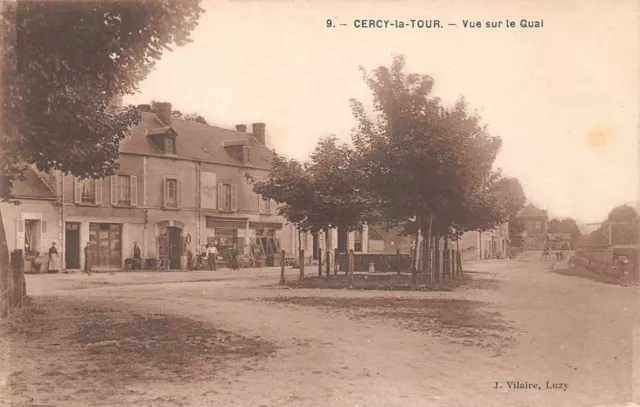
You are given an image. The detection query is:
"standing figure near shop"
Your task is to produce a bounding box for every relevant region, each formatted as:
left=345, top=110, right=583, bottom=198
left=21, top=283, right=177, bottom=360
left=133, top=241, right=142, bottom=270
left=83, top=242, right=92, bottom=275
left=206, top=243, right=218, bottom=271
left=229, top=243, right=239, bottom=270
left=47, top=242, right=60, bottom=274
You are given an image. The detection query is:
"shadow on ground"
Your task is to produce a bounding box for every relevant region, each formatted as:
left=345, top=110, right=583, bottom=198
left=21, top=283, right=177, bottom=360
left=263, top=296, right=515, bottom=356
left=1, top=296, right=276, bottom=406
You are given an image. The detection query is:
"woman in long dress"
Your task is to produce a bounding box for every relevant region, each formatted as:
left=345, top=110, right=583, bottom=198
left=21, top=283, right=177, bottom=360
left=47, top=242, right=60, bottom=274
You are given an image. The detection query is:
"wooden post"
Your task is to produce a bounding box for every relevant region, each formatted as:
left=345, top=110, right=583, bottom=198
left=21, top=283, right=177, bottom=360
left=396, top=248, right=401, bottom=275
left=457, top=250, right=462, bottom=275
left=349, top=249, right=354, bottom=288
left=451, top=249, right=455, bottom=277
left=318, top=248, right=322, bottom=277
left=279, top=250, right=285, bottom=285
left=299, top=248, right=305, bottom=280
left=442, top=248, right=447, bottom=280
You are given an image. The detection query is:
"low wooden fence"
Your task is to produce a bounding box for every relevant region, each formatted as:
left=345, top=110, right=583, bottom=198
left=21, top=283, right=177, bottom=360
left=336, top=252, right=413, bottom=272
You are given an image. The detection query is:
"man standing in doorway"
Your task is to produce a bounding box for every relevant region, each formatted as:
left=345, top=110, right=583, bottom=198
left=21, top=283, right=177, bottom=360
left=206, top=243, right=218, bottom=271
left=83, top=242, right=92, bottom=275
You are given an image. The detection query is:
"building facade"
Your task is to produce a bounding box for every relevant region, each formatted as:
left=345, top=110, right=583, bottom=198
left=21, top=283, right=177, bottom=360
left=2, top=103, right=298, bottom=271
left=517, top=204, right=549, bottom=250
left=456, top=223, right=510, bottom=260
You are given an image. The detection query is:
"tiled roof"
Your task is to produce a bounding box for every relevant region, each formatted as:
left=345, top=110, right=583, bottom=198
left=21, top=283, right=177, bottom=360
left=11, top=167, right=56, bottom=200
left=368, top=227, right=385, bottom=241
left=121, top=113, right=274, bottom=168
left=517, top=204, right=547, bottom=218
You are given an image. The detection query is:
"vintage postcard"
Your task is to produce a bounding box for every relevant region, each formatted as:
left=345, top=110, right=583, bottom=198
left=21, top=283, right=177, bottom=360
left=0, top=0, right=638, bottom=406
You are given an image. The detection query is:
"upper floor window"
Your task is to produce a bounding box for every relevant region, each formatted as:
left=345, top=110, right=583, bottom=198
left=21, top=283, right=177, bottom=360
left=258, top=195, right=275, bottom=214
left=535, top=221, right=542, bottom=229
left=111, top=174, right=137, bottom=206
left=217, top=183, right=237, bottom=212
left=165, top=178, right=178, bottom=208
left=243, top=146, right=252, bottom=164
left=75, top=178, right=102, bottom=205
left=164, top=137, right=176, bottom=154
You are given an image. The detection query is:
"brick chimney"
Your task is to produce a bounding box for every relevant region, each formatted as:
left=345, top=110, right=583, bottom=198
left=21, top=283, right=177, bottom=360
left=236, top=124, right=247, bottom=132
left=252, top=123, right=266, bottom=145
left=154, top=102, right=172, bottom=126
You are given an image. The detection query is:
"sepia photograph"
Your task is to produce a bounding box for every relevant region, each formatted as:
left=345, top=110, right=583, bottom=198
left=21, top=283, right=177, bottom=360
left=0, top=0, right=638, bottom=406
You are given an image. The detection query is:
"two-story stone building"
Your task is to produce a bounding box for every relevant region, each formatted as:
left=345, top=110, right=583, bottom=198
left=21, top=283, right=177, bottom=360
left=516, top=203, right=549, bottom=251
left=2, top=102, right=295, bottom=271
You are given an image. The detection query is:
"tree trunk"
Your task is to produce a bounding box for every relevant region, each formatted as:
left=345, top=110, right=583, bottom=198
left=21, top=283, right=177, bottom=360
left=434, top=233, right=441, bottom=284
left=348, top=249, right=354, bottom=288
left=412, top=216, right=422, bottom=285
left=325, top=227, right=330, bottom=279
left=299, top=248, right=305, bottom=280
left=422, top=213, right=433, bottom=285
left=443, top=235, right=449, bottom=281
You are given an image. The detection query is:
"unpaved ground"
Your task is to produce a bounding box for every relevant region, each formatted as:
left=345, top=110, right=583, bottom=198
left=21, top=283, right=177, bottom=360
left=1, top=259, right=639, bottom=407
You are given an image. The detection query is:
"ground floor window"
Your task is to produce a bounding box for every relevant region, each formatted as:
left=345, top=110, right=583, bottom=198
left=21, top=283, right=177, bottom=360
left=354, top=230, right=363, bottom=252
left=254, top=228, right=278, bottom=258
left=89, top=223, right=122, bottom=268
left=24, top=219, right=41, bottom=256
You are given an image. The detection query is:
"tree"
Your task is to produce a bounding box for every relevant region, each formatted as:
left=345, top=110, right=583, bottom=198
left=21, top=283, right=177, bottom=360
left=601, top=204, right=637, bottom=245
left=351, top=55, right=513, bottom=283
left=183, top=112, right=208, bottom=124
left=248, top=136, right=376, bottom=278
left=1, top=0, right=203, bottom=200
left=548, top=217, right=581, bottom=248
left=509, top=218, right=525, bottom=248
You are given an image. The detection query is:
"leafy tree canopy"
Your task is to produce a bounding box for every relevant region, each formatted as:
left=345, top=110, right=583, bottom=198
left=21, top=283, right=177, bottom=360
left=1, top=0, right=203, bottom=200
left=248, top=136, right=377, bottom=234
left=351, top=55, right=520, bottom=237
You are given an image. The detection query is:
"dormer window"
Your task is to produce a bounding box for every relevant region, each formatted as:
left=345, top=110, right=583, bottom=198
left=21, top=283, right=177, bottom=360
left=164, top=137, right=176, bottom=154
left=243, top=146, right=252, bottom=164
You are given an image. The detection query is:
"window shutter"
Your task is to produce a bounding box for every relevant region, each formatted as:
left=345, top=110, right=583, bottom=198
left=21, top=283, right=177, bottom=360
left=74, top=178, right=82, bottom=203
left=130, top=176, right=138, bottom=206
left=16, top=219, right=24, bottom=250
left=231, top=184, right=238, bottom=212
left=258, top=195, right=264, bottom=213
left=110, top=176, right=118, bottom=205
left=95, top=179, right=102, bottom=205
left=41, top=220, right=47, bottom=234
left=270, top=199, right=276, bottom=214
left=217, top=183, right=224, bottom=210
left=161, top=177, right=166, bottom=208
left=177, top=180, right=182, bottom=208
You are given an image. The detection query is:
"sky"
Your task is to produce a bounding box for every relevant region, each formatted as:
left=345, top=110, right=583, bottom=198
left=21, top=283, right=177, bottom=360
left=124, top=0, right=640, bottom=224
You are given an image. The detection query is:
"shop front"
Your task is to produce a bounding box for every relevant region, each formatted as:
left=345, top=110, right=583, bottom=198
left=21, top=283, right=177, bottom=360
left=88, top=223, right=122, bottom=268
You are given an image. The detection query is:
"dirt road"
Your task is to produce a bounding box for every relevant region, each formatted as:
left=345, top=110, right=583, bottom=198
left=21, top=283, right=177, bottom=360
left=1, top=258, right=639, bottom=407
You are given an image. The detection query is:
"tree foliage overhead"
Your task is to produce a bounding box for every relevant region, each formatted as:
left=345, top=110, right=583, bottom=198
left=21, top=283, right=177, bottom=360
left=350, top=55, right=519, bottom=238
left=248, top=136, right=376, bottom=234
left=548, top=217, right=581, bottom=246
left=0, top=0, right=203, bottom=200
left=183, top=112, right=208, bottom=124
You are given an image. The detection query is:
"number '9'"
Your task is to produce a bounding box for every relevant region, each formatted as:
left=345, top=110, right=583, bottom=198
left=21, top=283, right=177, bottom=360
left=326, top=19, right=333, bottom=28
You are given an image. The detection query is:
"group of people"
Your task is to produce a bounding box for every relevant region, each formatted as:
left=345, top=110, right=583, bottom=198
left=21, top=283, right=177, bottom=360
left=187, top=243, right=240, bottom=271
left=39, top=241, right=93, bottom=275
left=38, top=240, right=241, bottom=274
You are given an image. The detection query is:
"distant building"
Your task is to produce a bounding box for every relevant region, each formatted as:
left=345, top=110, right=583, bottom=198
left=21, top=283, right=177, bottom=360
left=455, top=223, right=509, bottom=260
left=547, top=232, right=572, bottom=250
left=517, top=204, right=549, bottom=250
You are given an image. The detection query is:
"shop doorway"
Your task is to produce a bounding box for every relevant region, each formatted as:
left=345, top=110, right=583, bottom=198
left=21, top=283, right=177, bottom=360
left=65, top=222, right=80, bottom=269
